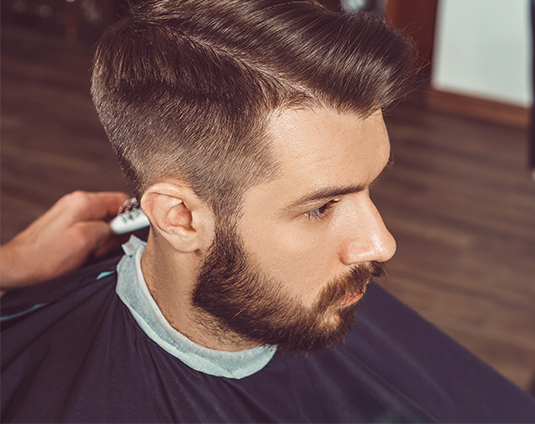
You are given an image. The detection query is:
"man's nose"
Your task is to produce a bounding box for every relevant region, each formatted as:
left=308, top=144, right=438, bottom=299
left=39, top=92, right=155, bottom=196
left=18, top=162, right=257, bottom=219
left=339, top=198, right=397, bottom=266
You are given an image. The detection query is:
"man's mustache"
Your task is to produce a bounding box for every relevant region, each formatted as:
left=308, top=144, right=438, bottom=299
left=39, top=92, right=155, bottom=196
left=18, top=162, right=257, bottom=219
left=315, top=261, right=386, bottom=313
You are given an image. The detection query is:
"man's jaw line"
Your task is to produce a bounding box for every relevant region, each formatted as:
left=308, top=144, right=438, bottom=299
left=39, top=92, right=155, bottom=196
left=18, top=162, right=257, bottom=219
left=193, top=264, right=380, bottom=352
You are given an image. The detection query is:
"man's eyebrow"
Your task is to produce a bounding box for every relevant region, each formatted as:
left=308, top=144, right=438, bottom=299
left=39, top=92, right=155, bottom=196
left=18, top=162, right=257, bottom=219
left=283, top=157, right=394, bottom=213
left=283, top=184, right=366, bottom=212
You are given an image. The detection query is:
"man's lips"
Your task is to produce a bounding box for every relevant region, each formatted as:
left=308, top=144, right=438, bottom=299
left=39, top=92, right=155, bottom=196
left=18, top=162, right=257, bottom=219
left=338, top=278, right=371, bottom=306
left=339, top=289, right=364, bottom=306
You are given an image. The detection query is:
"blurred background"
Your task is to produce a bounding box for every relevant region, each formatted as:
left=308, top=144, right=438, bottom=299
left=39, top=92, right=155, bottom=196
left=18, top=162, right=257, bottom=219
left=1, top=0, right=535, bottom=394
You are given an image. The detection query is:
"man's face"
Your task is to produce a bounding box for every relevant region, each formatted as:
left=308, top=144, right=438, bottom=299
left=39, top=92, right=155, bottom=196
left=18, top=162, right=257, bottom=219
left=193, top=107, right=396, bottom=351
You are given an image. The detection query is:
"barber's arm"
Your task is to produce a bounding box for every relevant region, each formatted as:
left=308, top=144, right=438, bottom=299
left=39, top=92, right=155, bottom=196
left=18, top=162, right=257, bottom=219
left=0, top=191, right=129, bottom=290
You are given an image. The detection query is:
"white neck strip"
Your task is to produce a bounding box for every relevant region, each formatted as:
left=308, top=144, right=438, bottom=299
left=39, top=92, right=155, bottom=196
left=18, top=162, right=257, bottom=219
left=115, top=236, right=276, bottom=379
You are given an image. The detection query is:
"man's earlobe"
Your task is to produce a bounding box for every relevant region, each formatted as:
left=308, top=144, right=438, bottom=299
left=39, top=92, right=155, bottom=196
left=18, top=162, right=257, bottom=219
left=140, top=183, right=210, bottom=253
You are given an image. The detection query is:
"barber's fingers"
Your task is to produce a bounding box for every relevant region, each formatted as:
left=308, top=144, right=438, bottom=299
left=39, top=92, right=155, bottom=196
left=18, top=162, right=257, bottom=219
left=80, top=191, right=131, bottom=221
left=70, top=219, right=115, bottom=252
left=55, top=191, right=130, bottom=224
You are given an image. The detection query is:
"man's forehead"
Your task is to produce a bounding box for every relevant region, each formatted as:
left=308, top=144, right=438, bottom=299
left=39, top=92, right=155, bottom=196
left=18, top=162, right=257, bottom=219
left=245, top=107, right=391, bottom=210
left=269, top=105, right=385, bottom=145
left=266, top=107, right=389, bottom=179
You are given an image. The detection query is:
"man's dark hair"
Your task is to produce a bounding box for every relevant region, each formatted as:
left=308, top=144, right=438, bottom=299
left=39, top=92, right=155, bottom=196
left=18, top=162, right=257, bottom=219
left=91, top=0, right=419, bottom=221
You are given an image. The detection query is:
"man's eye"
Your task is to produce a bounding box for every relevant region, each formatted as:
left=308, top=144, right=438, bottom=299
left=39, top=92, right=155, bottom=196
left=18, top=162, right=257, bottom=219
left=305, top=200, right=339, bottom=220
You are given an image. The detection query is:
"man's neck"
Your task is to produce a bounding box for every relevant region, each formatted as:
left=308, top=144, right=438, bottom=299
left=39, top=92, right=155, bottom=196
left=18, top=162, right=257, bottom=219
left=140, top=232, right=260, bottom=352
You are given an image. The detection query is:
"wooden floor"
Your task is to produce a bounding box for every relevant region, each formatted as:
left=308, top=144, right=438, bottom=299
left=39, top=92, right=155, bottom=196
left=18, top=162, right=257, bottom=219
left=2, top=25, right=535, bottom=393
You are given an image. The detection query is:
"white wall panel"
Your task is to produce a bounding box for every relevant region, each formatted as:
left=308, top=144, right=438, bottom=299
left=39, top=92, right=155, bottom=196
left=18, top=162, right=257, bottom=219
left=433, top=0, right=532, bottom=107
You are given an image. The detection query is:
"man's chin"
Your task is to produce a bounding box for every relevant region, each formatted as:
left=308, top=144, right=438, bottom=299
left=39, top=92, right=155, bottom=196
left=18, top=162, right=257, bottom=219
left=274, top=303, right=359, bottom=353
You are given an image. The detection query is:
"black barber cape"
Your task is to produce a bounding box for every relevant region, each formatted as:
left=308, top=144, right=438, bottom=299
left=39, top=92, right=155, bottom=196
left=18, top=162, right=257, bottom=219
left=2, top=255, right=535, bottom=423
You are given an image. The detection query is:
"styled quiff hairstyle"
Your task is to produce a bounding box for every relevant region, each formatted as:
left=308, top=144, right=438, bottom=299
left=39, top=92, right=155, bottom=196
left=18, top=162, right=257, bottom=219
left=91, top=0, right=419, bottom=220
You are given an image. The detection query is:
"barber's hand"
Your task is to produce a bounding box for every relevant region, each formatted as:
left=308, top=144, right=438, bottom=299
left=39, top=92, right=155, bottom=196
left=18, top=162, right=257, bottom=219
left=0, top=191, right=130, bottom=290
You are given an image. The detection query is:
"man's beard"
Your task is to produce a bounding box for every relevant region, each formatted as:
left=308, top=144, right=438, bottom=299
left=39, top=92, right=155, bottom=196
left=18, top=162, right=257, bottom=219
left=192, top=225, right=385, bottom=352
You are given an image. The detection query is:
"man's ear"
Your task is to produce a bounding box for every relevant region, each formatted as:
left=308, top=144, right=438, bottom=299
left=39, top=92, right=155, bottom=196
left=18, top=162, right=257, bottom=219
left=140, top=183, right=214, bottom=253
